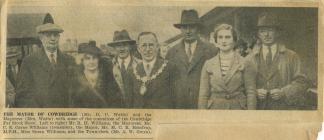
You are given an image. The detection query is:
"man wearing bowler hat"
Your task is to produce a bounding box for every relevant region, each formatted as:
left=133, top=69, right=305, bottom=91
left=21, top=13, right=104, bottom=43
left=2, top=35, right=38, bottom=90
left=166, top=9, right=218, bottom=109
left=246, top=12, right=309, bottom=110
left=15, top=14, right=76, bottom=108
left=108, top=30, right=140, bottom=108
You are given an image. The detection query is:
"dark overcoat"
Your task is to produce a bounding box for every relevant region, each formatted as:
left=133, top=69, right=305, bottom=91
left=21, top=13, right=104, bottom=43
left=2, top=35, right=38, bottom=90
left=112, top=57, right=140, bottom=108
left=166, top=39, right=218, bottom=109
left=132, top=58, right=175, bottom=109
left=15, top=49, right=76, bottom=108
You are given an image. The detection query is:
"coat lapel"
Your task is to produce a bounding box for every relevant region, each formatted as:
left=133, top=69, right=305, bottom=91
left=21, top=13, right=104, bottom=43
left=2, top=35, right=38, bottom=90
left=37, top=49, right=55, bottom=85
left=265, top=46, right=280, bottom=80
left=176, top=42, right=190, bottom=68
left=50, top=50, right=66, bottom=86
left=38, top=49, right=52, bottom=71
left=188, top=40, right=205, bottom=73
left=252, top=44, right=282, bottom=81
left=224, top=53, right=241, bottom=85
left=136, top=62, right=147, bottom=78
left=112, top=58, right=126, bottom=95
left=252, top=45, right=269, bottom=80
left=213, top=55, right=227, bottom=89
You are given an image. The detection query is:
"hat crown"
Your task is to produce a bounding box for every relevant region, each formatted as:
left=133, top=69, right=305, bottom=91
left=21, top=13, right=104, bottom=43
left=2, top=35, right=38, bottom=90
left=36, top=13, right=64, bottom=33
left=108, top=30, right=136, bottom=47
left=79, top=41, right=102, bottom=56
left=113, top=30, right=132, bottom=42
left=43, top=13, right=54, bottom=24
left=180, top=9, right=200, bottom=24
left=257, top=12, right=280, bottom=27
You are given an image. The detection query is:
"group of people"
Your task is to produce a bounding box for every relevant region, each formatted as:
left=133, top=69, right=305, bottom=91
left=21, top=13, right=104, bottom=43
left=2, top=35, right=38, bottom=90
left=7, top=9, right=309, bottom=110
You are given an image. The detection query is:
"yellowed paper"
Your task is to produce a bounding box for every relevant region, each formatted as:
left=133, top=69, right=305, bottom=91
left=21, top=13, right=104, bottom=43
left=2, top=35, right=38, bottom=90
left=0, top=0, right=323, bottom=140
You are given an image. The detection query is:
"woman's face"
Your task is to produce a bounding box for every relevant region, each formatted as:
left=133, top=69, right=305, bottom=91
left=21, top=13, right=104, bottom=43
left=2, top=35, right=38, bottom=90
left=215, top=29, right=235, bottom=52
left=82, top=54, right=99, bottom=71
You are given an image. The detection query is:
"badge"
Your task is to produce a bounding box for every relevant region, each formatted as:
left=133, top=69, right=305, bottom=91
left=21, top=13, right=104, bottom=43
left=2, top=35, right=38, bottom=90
left=140, top=83, right=147, bottom=95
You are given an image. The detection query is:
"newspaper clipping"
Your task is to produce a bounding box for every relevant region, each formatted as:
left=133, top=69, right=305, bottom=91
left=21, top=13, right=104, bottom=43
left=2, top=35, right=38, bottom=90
left=0, top=0, right=323, bottom=140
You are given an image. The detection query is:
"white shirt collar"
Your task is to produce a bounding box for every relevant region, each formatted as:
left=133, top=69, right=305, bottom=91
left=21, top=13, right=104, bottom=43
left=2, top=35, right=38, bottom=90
left=184, top=40, right=198, bottom=54
left=45, top=49, right=57, bottom=63
left=142, top=57, right=157, bottom=76
left=118, top=55, right=131, bottom=69
left=262, top=43, right=277, bottom=60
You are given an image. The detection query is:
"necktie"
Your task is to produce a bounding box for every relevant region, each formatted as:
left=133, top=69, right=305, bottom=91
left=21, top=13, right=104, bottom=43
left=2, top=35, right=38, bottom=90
left=266, top=46, right=272, bottom=66
left=50, top=53, right=56, bottom=64
left=187, top=43, right=192, bottom=62
left=146, top=64, right=151, bottom=77
left=120, top=59, right=127, bottom=81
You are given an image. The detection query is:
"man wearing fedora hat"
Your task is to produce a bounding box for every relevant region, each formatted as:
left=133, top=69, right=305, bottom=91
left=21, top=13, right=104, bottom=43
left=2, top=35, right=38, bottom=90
left=246, top=12, right=309, bottom=110
left=166, top=9, right=218, bottom=109
left=108, top=29, right=140, bottom=108
left=15, top=15, right=76, bottom=108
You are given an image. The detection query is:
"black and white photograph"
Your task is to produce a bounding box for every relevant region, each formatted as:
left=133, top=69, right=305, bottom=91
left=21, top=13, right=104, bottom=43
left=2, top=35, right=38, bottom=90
left=5, top=4, right=318, bottom=110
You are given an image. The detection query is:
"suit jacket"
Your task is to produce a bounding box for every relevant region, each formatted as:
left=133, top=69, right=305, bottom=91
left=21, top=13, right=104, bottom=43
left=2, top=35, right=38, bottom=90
left=15, top=49, right=76, bottom=108
left=70, top=58, right=122, bottom=108
left=198, top=53, right=257, bottom=110
left=112, top=56, right=140, bottom=108
left=166, top=39, right=218, bottom=109
left=246, top=43, right=309, bottom=110
left=132, top=58, right=175, bottom=109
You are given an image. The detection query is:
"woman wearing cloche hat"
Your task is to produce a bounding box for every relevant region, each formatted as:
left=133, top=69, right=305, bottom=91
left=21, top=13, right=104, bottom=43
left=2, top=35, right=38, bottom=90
left=70, top=41, right=123, bottom=108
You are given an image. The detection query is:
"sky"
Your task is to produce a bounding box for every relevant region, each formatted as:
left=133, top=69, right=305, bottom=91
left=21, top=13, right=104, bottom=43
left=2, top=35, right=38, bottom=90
left=7, top=1, right=214, bottom=45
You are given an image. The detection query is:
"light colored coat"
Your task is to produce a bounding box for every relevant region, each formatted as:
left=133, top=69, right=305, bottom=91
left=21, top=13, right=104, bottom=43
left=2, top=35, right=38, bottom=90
left=198, top=52, right=257, bottom=110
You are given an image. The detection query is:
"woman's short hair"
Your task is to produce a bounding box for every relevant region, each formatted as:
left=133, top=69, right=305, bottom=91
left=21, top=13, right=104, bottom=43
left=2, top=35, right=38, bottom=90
left=213, top=24, right=238, bottom=43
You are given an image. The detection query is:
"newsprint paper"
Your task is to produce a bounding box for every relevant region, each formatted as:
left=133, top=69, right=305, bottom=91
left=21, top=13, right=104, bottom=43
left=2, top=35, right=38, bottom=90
left=0, top=0, right=323, bottom=140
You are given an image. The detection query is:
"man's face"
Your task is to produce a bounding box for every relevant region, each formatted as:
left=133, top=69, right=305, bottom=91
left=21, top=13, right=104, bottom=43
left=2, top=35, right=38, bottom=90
left=257, top=27, right=278, bottom=46
left=138, top=34, right=159, bottom=62
left=114, top=43, right=131, bottom=59
left=180, top=24, right=199, bottom=43
left=39, top=32, right=60, bottom=53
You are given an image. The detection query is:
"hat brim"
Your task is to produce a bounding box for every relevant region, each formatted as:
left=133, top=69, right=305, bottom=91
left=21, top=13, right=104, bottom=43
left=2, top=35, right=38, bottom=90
left=174, top=22, right=202, bottom=29
left=107, top=40, right=136, bottom=47
left=36, top=23, right=64, bottom=33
